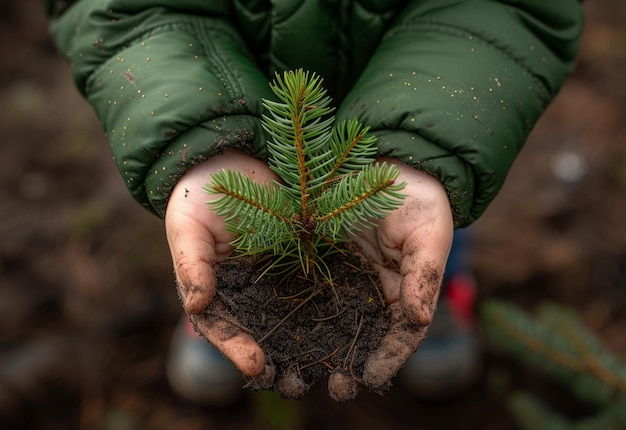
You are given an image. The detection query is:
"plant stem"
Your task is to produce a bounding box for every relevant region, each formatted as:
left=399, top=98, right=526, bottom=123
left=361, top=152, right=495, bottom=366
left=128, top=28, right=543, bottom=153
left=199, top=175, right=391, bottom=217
left=316, top=179, right=395, bottom=224
left=294, top=81, right=310, bottom=221
left=323, top=130, right=366, bottom=191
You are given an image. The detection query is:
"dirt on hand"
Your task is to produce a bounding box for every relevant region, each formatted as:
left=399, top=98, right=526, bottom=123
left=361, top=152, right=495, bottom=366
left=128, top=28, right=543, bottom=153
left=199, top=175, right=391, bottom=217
left=202, top=253, right=392, bottom=401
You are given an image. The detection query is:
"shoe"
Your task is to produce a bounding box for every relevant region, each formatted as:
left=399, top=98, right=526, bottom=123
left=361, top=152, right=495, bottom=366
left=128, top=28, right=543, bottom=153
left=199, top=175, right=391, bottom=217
left=166, top=316, right=244, bottom=405
left=399, top=274, right=481, bottom=400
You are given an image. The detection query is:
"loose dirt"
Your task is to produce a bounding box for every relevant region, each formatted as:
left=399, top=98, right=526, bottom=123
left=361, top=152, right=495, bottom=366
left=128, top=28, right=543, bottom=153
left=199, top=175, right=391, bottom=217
left=212, top=253, right=391, bottom=399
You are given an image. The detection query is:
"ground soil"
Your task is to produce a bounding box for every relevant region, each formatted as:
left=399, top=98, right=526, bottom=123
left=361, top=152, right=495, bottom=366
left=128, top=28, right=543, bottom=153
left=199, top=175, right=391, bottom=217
left=1, top=1, right=625, bottom=429
left=213, top=254, right=390, bottom=399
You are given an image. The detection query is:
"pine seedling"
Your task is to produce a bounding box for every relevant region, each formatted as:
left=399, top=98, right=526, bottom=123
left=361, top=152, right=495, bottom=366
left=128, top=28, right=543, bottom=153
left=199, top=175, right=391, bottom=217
left=204, top=69, right=406, bottom=277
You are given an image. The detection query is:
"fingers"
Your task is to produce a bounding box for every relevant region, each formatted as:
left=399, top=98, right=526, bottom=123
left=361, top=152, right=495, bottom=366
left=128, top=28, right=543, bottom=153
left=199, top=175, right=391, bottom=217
left=360, top=229, right=447, bottom=391
left=166, top=209, right=219, bottom=314
left=190, top=297, right=266, bottom=377
left=247, top=364, right=276, bottom=390
left=362, top=302, right=429, bottom=390
left=373, top=212, right=451, bottom=326
left=328, top=371, right=360, bottom=402
left=276, top=369, right=310, bottom=399
left=399, top=238, right=445, bottom=326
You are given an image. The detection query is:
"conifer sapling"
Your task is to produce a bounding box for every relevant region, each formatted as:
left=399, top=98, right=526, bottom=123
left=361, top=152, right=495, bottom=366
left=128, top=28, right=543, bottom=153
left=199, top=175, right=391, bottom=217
left=204, top=69, right=406, bottom=278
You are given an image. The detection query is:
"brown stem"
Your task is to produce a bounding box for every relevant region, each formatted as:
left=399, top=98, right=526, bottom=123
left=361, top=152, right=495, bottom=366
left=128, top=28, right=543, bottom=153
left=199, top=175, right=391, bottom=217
left=323, top=130, right=366, bottom=191
left=343, top=312, right=365, bottom=370
left=299, top=347, right=340, bottom=371
left=258, top=287, right=321, bottom=344
left=211, top=183, right=290, bottom=223
left=293, top=81, right=310, bottom=221
left=316, top=179, right=395, bottom=224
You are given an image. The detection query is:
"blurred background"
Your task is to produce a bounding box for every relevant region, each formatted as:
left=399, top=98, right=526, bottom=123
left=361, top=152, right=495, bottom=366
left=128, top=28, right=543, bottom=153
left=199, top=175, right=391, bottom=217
left=1, top=1, right=625, bottom=429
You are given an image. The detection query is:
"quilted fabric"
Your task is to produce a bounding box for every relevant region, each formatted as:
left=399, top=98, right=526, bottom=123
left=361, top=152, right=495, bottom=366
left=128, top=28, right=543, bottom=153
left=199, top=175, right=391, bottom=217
left=47, top=0, right=584, bottom=226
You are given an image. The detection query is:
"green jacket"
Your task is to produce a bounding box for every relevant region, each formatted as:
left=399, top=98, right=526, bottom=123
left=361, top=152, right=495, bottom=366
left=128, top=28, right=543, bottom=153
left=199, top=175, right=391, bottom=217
left=46, top=0, right=584, bottom=227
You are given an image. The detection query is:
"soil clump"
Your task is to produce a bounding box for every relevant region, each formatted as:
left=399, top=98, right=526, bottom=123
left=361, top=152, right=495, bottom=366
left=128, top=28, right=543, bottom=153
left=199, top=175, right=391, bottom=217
left=213, top=252, right=391, bottom=399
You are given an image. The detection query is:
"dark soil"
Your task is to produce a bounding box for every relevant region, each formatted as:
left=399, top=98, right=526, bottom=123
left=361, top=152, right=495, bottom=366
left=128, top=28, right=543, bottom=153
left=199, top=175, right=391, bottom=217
left=2, top=1, right=626, bottom=429
left=213, top=253, right=390, bottom=399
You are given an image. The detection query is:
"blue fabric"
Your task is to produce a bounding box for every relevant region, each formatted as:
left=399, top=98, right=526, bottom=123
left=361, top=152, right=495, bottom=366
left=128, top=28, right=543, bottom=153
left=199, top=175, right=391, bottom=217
left=445, top=227, right=473, bottom=281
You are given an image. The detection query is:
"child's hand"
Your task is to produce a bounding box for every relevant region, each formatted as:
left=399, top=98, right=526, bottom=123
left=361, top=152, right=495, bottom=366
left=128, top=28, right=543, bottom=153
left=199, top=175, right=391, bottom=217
left=165, top=151, right=454, bottom=399
left=165, top=150, right=278, bottom=378
left=328, top=160, right=454, bottom=400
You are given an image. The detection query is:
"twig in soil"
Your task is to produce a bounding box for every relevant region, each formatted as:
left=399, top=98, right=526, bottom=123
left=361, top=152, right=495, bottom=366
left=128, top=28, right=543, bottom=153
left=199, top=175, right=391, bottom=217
left=343, top=260, right=375, bottom=275
left=367, top=273, right=386, bottom=307
left=206, top=294, right=255, bottom=335
left=310, top=299, right=323, bottom=318
left=343, top=312, right=365, bottom=370
left=348, top=345, right=360, bottom=382
left=298, top=346, right=340, bottom=371
left=274, top=286, right=314, bottom=301
left=215, top=289, right=238, bottom=309
left=329, top=279, right=341, bottom=308
left=258, top=288, right=322, bottom=344
left=254, top=256, right=302, bottom=287
left=311, top=308, right=347, bottom=322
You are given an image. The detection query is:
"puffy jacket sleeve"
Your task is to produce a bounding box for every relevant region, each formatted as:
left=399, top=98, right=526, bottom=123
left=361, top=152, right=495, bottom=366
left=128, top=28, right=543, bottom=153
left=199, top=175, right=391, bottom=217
left=47, top=0, right=273, bottom=218
left=336, top=0, right=584, bottom=227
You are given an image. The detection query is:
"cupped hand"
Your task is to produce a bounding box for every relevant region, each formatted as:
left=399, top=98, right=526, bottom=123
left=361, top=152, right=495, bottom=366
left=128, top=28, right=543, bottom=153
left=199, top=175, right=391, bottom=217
left=165, top=150, right=278, bottom=378
left=165, top=151, right=454, bottom=399
left=328, top=158, right=454, bottom=400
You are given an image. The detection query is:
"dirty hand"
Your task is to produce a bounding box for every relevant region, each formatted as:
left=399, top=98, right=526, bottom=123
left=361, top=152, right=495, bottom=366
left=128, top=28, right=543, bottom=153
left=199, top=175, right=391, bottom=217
left=328, top=159, right=454, bottom=401
left=165, top=150, right=277, bottom=379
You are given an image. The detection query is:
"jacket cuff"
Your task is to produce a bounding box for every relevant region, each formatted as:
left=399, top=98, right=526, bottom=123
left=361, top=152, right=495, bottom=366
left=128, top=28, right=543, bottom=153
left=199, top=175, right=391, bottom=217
left=371, top=130, right=475, bottom=228
left=142, top=115, right=268, bottom=217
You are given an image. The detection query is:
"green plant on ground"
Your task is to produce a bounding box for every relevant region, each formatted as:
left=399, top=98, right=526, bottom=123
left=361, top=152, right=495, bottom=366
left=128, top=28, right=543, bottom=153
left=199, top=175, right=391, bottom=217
left=482, top=300, right=626, bottom=430
left=205, top=69, right=406, bottom=278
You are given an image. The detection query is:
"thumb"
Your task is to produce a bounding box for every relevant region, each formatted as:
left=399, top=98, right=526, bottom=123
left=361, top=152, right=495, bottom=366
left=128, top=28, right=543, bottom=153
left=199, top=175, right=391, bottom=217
left=166, top=208, right=218, bottom=314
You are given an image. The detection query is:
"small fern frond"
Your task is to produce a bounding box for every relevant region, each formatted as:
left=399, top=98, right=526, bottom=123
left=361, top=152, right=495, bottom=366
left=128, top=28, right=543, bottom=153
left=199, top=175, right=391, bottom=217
left=314, top=162, right=406, bottom=240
